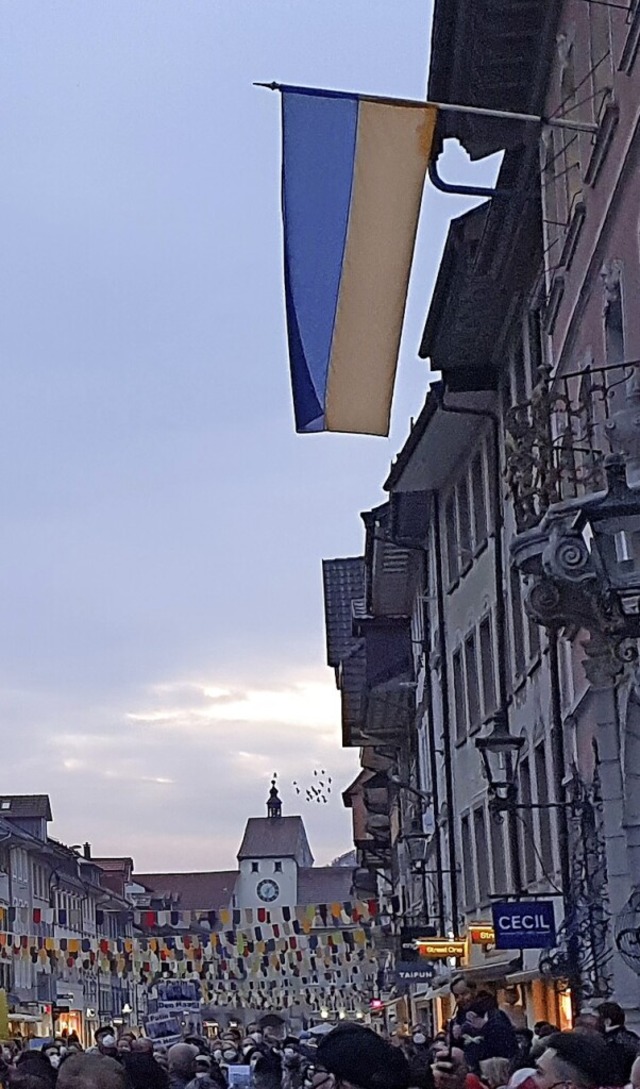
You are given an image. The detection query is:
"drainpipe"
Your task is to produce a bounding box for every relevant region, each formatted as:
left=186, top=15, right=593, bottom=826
left=433, top=492, right=460, bottom=934
left=437, top=393, right=524, bottom=897
left=422, top=550, right=446, bottom=933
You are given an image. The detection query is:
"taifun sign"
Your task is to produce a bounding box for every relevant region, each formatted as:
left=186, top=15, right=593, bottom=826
left=491, top=901, right=556, bottom=949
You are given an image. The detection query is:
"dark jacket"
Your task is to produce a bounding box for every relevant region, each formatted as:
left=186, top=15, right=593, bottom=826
left=463, top=1010, right=518, bottom=1068
left=602, top=1026, right=640, bottom=1086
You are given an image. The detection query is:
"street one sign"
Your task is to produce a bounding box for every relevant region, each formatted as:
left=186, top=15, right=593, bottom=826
left=393, top=961, right=437, bottom=983
left=416, top=939, right=467, bottom=959
left=491, top=901, right=556, bottom=949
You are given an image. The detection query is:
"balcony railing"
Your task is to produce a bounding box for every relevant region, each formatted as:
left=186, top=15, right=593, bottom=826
left=505, top=361, right=639, bottom=532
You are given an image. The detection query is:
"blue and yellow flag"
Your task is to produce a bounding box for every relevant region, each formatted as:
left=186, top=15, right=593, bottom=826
left=279, top=86, right=437, bottom=436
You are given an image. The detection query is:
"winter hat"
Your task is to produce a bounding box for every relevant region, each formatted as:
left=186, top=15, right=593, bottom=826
left=543, top=1032, right=609, bottom=1088
left=316, top=1026, right=409, bottom=1089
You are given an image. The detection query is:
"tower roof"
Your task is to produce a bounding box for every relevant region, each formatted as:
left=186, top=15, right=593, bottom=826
left=237, top=815, right=314, bottom=865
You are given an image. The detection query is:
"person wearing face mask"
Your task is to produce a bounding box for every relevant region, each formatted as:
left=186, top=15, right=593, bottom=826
left=186, top=1054, right=227, bottom=1089
left=405, top=1028, right=432, bottom=1089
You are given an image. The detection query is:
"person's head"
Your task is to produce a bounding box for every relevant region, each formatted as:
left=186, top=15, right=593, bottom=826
left=132, top=1039, right=154, bottom=1055
left=479, top=1058, right=511, bottom=1089
left=195, top=1056, right=212, bottom=1080
left=534, top=1024, right=558, bottom=1041
left=572, top=1013, right=599, bottom=1037
left=168, top=1044, right=198, bottom=1080
left=450, top=976, right=477, bottom=1010
left=595, top=1002, right=625, bottom=1033
left=412, top=1028, right=428, bottom=1048
left=57, top=1055, right=129, bottom=1089
left=116, top=1039, right=131, bottom=1054
left=315, top=1025, right=410, bottom=1089
left=95, top=1029, right=118, bottom=1057
left=533, top=1032, right=608, bottom=1089
left=503, top=987, right=521, bottom=1008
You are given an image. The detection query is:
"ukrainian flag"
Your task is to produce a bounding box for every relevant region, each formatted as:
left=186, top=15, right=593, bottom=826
left=280, top=86, right=437, bottom=436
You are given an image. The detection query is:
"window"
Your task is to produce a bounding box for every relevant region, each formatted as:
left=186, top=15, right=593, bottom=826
left=465, top=633, right=481, bottom=732
left=251, top=862, right=259, bottom=873
left=519, top=757, right=536, bottom=887
left=445, top=494, right=459, bottom=585
left=604, top=267, right=625, bottom=365
left=558, top=37, right=582, bottom=216
left=471, top=453, right=488, bottom=550
left=460, top=815, right=475, bottom=909
left=527, top=309, right=545, bottom=384
left=274, top=861, right=282, bottom=873
left=480, top=615, right=497, bottom=717
left=535, top=744, right=554, bottom=880
left=528, top=615, right=541, bottom=660
left=457, top=476, right=472, bottom=568
left=453, top=648, right=466, bottom=744
left=491, top=813, right=507, bottom=896
left=510, top=569, right=526, bottom=681
left=474, top=808, right=491, bottom=906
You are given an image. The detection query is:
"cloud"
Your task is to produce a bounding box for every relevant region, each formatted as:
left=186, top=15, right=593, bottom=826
left=0, top=670, right=357, bottom=872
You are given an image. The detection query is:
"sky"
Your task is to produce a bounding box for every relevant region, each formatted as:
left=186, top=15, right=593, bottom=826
left=0, top=1, right=499, bottom=872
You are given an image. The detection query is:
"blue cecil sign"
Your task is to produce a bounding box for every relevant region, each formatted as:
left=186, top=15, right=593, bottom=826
left=491, top=901, right=556, bottom=949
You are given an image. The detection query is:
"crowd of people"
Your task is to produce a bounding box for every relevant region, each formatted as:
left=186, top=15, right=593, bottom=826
left=0, top=983, right=638, bottom=1089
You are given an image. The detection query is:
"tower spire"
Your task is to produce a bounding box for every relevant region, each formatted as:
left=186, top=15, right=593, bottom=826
left=267, top=774, right=282, bottom=819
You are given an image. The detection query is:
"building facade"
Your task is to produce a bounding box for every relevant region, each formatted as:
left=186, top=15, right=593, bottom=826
left=323, top=0, right=640, bottom=1031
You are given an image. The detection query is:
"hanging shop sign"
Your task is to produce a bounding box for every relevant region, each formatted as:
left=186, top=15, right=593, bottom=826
left=491, top=901, right=556, bottom=949
left=468, top=924, right=495, bottom=945
left=415, top=939, right=466, bottom=959
left=393, top=961, right=437, bottom=983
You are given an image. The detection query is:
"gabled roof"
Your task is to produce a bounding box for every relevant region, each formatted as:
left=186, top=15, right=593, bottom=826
left=237, top=815, right=314, bottom=866
left=93, top=857, right=134, bottom=873
left=0, top=795, right=52, bottom=820
left=135, top=871, right=237, bottom=911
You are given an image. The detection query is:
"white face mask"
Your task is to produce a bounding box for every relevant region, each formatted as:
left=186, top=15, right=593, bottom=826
left=223, top=1051, right=237, bottom=1062
left=214, top=1051, right=223, bottom=1061
left=284, top=1048, right=296, bottom=1058
left=196, top=1073, right=208, bottom=1079
left=49, top=1057, right=61, bottom=1070
left=413, top=1034, right=426, bottom=1046
left=251, top=1034, right=263, bottom=1043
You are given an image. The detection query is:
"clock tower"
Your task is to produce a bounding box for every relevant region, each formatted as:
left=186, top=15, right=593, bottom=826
left=235, top=778, right=314, bottom=909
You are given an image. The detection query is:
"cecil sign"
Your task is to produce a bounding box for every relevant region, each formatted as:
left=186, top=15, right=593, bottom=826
left=492, top=901, right=556, bottom=949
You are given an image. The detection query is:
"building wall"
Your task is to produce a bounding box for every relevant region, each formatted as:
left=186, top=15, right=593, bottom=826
left=235, top=856, right=297, bottom=908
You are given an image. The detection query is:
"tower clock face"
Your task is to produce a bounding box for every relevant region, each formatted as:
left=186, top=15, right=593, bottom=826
left=256, top=878, right=280, bottom=903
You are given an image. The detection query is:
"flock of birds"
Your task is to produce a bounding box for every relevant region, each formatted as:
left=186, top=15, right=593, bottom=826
left=292, top=769, right=333, bottom=804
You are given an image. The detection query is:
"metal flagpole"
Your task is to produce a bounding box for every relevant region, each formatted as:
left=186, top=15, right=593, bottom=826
left=254, top=82, right=599, bottom=134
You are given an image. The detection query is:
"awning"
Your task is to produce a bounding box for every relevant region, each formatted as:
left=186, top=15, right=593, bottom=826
left=505, top=968, right=543, bottom=985
left=460, top=957, right=521, bottom=982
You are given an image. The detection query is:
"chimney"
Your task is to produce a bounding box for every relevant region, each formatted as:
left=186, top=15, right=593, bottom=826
left=83, top=842, right=91, bottom=860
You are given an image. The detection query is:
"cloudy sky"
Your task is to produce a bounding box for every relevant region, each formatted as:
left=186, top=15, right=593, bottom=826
left=0, top=1, right=497, bottom=871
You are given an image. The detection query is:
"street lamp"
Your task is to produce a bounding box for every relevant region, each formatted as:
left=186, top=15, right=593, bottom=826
left=475, top=713, right=525, bottom=811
